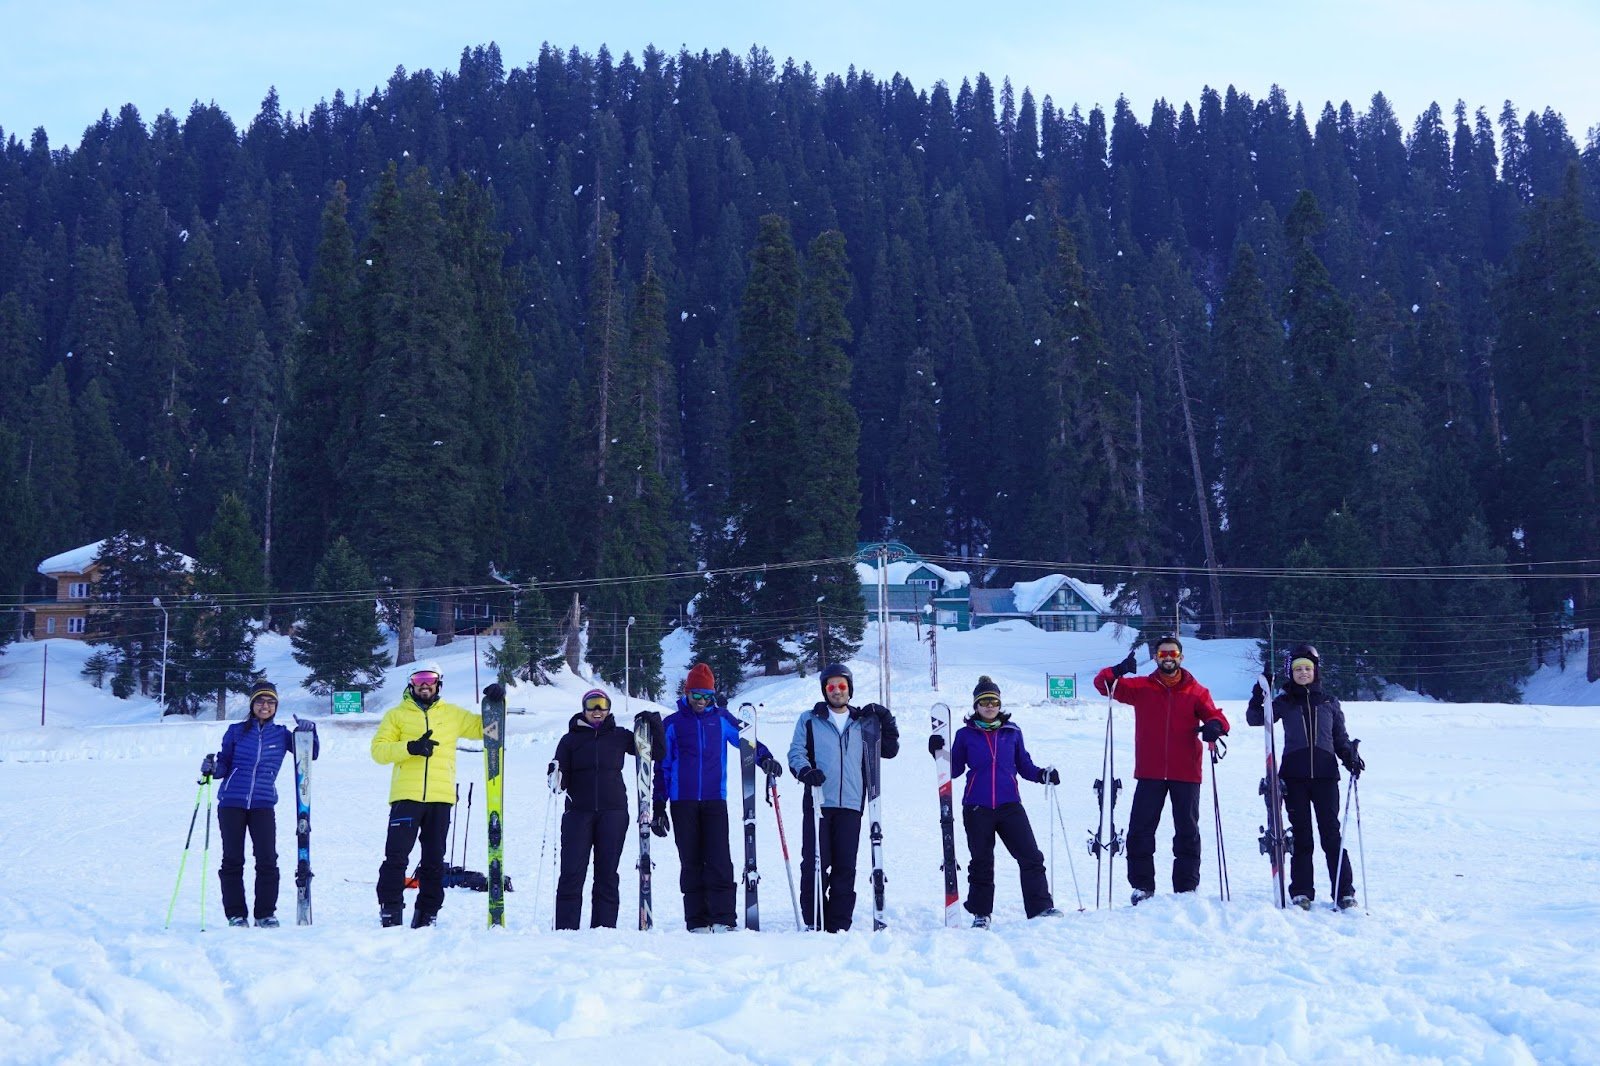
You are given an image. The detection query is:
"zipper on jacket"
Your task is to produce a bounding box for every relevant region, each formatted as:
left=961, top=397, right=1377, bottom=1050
left=985, top=731, right=998, bottom=807
left=246, top=720, right=264, bottom=807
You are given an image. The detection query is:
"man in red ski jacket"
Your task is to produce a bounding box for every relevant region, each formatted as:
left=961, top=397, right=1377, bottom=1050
left=1094, top=635, right=1229, bottom=904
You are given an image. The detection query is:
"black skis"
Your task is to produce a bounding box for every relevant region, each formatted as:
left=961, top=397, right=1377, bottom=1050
left=633, top=713, right=655, bottom=931
left=292, top=721, right=315, bottom=925
left=482, top=690, right=507, bottom=927
left=1087, top=681, right=1125, bottom=908
left=738, top=702, right=760, bottom=931
left=1256, top=674, right=1291, bottom=908
left=930, top=702, right=960, bottom=926
left=861, top=711, right=888, bottom=930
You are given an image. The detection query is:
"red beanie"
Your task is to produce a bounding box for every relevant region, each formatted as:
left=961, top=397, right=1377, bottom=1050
left=686, top=662, right=716, bottom=692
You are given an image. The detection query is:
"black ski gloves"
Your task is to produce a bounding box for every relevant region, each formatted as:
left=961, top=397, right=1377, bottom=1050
left=927, top=733, right=945, bottom=756
left=406, top=730, right=437, bottom=757
left=1111, top=650, right=1139, bottom=678
left=861, top=703, right=901, bottom=758
left=796, top=766, right=826, bottom=788
left=1041, top=767, right=1061, bottom=785
left=482, top=683, right=506, bottom=702
left=650, top=801, right=670, bottom=837
left=759, top=754, right=783, bottom=778
left=546, top=761, right=563, bottom=792
left=1200, top=719, right=1227, bottom=744
left=1341, top=751, right=1365, bottom=778
left=200, top=753, right=216, bottom=777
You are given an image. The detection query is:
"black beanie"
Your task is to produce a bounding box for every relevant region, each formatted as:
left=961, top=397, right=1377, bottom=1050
left=972, top=675, right=1001, bottom=708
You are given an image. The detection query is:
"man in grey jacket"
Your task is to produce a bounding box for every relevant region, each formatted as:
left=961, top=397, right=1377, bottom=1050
left=787, top=662, right=899, bottom=931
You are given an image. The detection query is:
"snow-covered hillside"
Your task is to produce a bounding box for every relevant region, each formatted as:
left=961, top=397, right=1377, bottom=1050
left=1, top=625, right=1597, bottom=1064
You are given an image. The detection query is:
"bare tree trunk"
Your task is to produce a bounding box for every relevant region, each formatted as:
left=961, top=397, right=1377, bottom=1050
left=1172, top=334, right=1226, bottom=637
left=565, top=592, right=583, bottom=675
left=1583, top=410, right=1600, bottom=683
left=436, top=591, right=456, bottom=647
left=262, top=412, right=279, bottom=631
left=397, top=596, right=416, bottom=667
left=216, top=687, right=227, bottom=721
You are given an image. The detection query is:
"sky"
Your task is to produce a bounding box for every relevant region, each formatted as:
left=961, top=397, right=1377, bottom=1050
left=2, top=0, right=1598, bottom=150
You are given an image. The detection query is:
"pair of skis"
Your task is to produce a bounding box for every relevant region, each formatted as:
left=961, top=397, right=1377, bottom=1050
left=734, top=703, right=804, bottom=931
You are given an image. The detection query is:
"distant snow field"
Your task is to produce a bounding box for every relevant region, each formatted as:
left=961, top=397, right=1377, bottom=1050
left=1, top=625, right=1596, bottom=1064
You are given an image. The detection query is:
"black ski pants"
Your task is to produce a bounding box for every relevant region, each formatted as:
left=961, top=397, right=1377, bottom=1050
left=799, top=793, right=863, bottom=932
left=1283, top=777, right=1355, bottom=901
left=670, top=799, right=737, bottom=929
left=555, top=808, right=630, bottom=929
left=1126, top=779, right=1203, bottom=894
left=378, top=800, right=452, bottom=922
left=218, top=806, right=278, bottom=920
left=962, top=802, right=1054, bottom=918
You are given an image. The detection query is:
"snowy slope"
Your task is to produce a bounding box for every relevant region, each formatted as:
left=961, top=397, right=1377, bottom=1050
left=1, top=625, right=1598, bottom=1064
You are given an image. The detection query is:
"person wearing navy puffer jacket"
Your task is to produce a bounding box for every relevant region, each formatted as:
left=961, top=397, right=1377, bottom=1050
left=205, top=680, right=319, bottom=928
left=931, top=676, right=1062, bottom=927
left=651, top=663, right=781, bottom=932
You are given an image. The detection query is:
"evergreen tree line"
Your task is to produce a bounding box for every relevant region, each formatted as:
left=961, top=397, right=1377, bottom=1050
left=2, top=41, right=1598, bottom=702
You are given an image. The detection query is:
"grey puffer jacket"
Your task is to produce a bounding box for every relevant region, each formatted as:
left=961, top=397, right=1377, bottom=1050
left=787, top=702, right=900, bottom=811
left=1247, top=682, right=1353, bottom=779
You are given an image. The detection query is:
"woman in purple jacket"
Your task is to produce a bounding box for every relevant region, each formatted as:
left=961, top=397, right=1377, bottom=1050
left=929, top=676, right=1062, bottom=927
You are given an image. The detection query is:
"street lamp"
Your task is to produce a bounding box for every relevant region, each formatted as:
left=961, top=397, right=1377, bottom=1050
left=624, top=616, right=635, bottom=713
left=152, top=597, right=169, bottom=709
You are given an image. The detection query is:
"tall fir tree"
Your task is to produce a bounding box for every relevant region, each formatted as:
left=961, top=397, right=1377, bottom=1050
left=291, top=537, right=391, bottom=696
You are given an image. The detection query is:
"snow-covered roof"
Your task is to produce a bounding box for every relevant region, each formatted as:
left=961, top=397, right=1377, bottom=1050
left=37, top=541, right=110, bottom=576
left=37, top=539, right=196, bottom=577
left=855, top=559, right=971, bottom=590
left=1010, top=574, right=1114, bottom=615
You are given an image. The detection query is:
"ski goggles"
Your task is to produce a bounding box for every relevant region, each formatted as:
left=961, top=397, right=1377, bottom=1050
left=976, top=697, right=1001, bottom=708
left=687, top=689, right=716, bottom=701
left=409, top=670, right=441, bottom=687
left=1155, top=649, right=1182, bottom=661
left=823, top=680, right=851, bottom=694
left=583, top=695, right=612, bottom=713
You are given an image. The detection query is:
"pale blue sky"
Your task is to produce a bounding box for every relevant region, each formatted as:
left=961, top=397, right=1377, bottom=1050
left=3, top=0, right=1597, bottom=149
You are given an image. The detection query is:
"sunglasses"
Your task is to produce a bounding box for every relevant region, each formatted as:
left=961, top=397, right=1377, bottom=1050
left=584, top=697, right=612, bottom=713
left=688, top=689, right=715, bottom=701
left=409, top=671, right=441, bottom=686
left=824, top=681, right=850, bottom=693
left=976, top=697, right=1001, bottom=707
left=1155, top=651, right=1182, bottom=661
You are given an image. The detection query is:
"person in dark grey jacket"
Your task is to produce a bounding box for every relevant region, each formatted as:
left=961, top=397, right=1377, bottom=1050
left=787, top=662, right=899, bottom=932
left=1247, top=644, right=1364, bottom=909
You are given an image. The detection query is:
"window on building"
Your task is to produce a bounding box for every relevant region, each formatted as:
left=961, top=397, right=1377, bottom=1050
left=67, top=617, right=86, bottom=634
left=68, top=582, right=89, bottom=599
left=46, top=617, right=57, bottom=635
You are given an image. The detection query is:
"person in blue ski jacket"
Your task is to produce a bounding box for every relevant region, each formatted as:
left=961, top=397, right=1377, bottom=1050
left=787, top=662, right=900, bottom=932
left=650, top=662, right=781, bottom=931
left=930, top=676, right=1061, bottom=927
left=202, top=680, right=319, bottom=928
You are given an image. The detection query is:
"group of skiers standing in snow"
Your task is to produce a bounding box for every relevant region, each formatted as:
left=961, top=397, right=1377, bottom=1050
left=196, top=635, right=1367, bottom=930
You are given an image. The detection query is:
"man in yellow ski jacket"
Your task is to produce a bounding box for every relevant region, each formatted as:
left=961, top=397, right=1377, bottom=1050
left=371, top=661, right=483, bottom=927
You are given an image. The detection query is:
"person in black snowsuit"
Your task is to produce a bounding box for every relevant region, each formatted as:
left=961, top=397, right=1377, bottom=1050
left=1247, top=643, right=1365, bottom=909
left=550, top=688, right=663, bottom=929
left=929, top=676, right=1063, bottom=927
left=205, top=679, right=319, bottom=928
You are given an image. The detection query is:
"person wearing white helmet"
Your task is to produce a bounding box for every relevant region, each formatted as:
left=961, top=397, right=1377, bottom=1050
left=370, top=661, right=488, bottom=928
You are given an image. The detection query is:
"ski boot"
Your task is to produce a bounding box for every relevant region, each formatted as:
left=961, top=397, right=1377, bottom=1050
left=1032, top=907, right=1064, bottom=918
left=255, top=916, right=280, bottom=928
left=380, top=909, right=404, bottom=928
left=971, top=915, right=991, bottom=929
left=227, top=916, right=250, bottom=928
left=1130, top=889, right=1153, bottom=906
left=1338, top=895, right=1359, bottom=911
left=1291, top=895, right=1313, bottom=911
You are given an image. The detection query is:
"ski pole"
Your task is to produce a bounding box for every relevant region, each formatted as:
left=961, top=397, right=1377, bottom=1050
left=449, top=783, right=461, bottom=871
left=532, top=765, right=560, bottom=927
left=461, top=781, right=475, bottom=874
left=768, top=773, right=802, bottom=929
left=1354, top=775, right=1367, bottom=911
left=1047, top=782, right=1085, bottom=911
left=201, top=771, right=214, bottom=928
left=165, top=772, right=210, bottom=929
left=1209, top=739, right=1230, bottom=902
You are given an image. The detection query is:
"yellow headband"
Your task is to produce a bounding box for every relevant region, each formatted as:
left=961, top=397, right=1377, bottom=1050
left=1291, top=658, right=1316, bottom=672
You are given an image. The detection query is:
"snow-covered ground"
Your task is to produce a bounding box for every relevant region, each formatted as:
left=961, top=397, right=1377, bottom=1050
left=1, top=625, right=1597, bottom=1064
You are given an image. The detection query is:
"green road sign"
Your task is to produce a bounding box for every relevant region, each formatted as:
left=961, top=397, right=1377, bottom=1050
left=1046, top=675, right=1076, bottom=700
left=332, top=691, right=364, bottom=715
